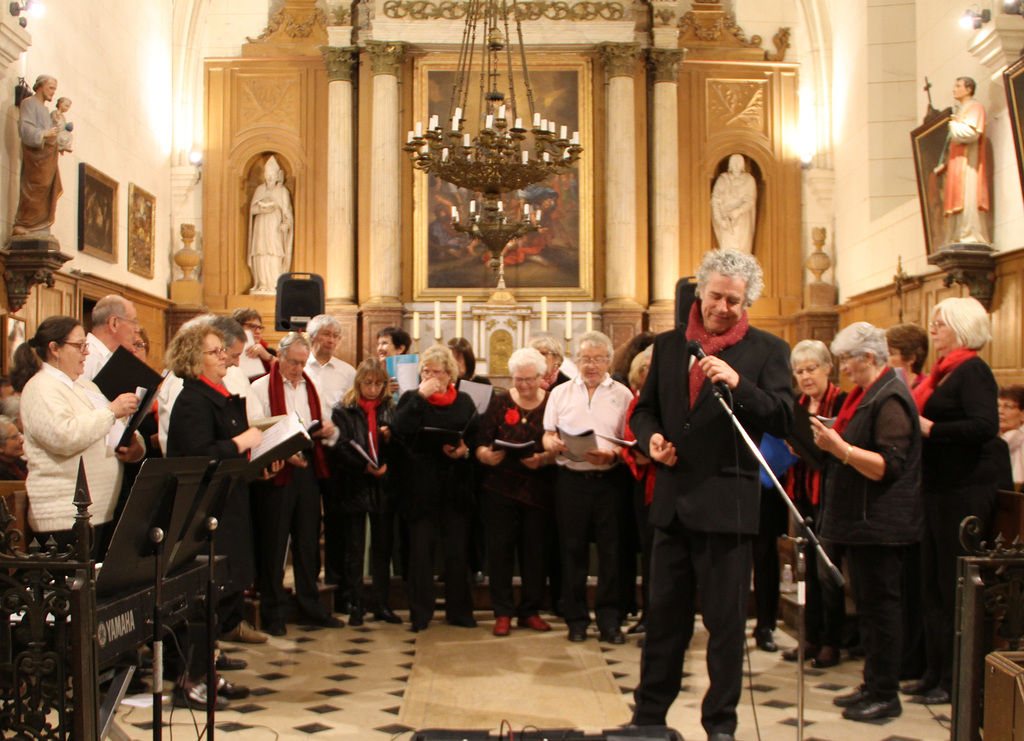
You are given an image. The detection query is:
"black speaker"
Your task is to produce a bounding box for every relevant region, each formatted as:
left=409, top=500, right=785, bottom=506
left=675, top=276, right=698, bottom=329
left=274, top=272, right=325, bottom=332
left=411, top=729, right=682, bottom=740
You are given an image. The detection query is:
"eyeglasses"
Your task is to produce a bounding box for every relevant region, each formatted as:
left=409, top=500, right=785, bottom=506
left=578, top=355, right=609, bottom=366
left=243, top=322, right=265, bottom=331
left=133, top=341, right=148, bottom=351
left=63, top=341, right=89, bottom=353
left=792, top=364, right=821, bottom=377
left=929, top=320, right=948, bottom=330
left=116, top=316, right=139, bottom=326
left=512, top=375, right=540, bottom=384
left=203, top=347, right=227, bottom=356
left=836, top=354, right=857, bottom=366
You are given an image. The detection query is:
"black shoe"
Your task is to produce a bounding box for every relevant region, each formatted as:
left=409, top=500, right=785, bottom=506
left=298, top=613, right=344, bottom=629
left=568, top=626, right=587, bottom=642
left=626, top=621, right=646, bottom=635
left=373, top=608, right=403, bottom=624
left=217, top=677, right=250, bottom=701
left=335, top=598, right=354, bottom=614
left=264, top=622, right=286, bottom=637
left=411, top=621, right=430, bottom=633
left=842, top=696, right=901, bottom=721
left=833, top=685, right=872, bottom=708
left=909, top=687, right=950, bottom=705
left=173, top=682, right=229, bottom=711
left=900, top=679, right=934, bottom=696
left=348, top=609, right=365, bottom=627
left=215, top=654, right=247, bottom=672
left=753, top=627, right=778, bottom=652
left=447, top=616, right=478, bottom=628
left=812, top=645, right=840, bottom=668
left=782, top=642, right=818, bottom=662
left=707, top=732, right=735, bottom=741
left=599, top=629, right=625, bottom=645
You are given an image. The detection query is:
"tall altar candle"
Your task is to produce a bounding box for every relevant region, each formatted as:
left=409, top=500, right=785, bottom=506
left=434, top=301, right=442, bottom=340
left=564, top=301, right=572, bottom=341
left=540, top=296, right=548, bottom=331
left=586, top=311, right=593, bottom=332
left=413, top=311, right=420, bottom=340
left=455, top=295, right=463, bottom=338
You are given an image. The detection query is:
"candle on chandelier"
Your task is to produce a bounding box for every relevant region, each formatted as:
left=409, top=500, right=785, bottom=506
left=498, top=105, right=506, bottom=119
left=415, top=121, right=423, bottom=137
left=497, top=201, right=504, bottom=212
left=522, top=151, right=529, bottom=164
left=571, top=131, right=579, bottom=144
left=485, top=114, right=494, bottom=129
left=463, top=133, right=471, bottom=147
left=541, top=118, right=548, bottom=132
left=565, top=302, right=572, bottom=341
left=533, top=112, right=541, bottom=127
left=514, top=117, right=523, bottom=129
left=451, top=206, right=458, bottom=221
left=413, top=311, right=421, bottom=341
left=560, top=125, right=568, bottom=140
left=442, top=148, right=449, bottom=162
left=543, top=152, right=550, bottom=163
left=452, top=115, right=459, bottom=130
left=408, top=130, right=415, bottom=142
left=586, top=312, right=593, bottom=332
left=455, top=295, right=463, bottom=338
left=541, top=296, right=548, bottom=331
left=455, top=107, right=463, bottom=120
left=434, top=301, right=442, bottom=340
left=429, top=114, right=439, bottom=130
left=470, top=200, right=477, bottom=214
left=524, top=203, right=531, bottom=219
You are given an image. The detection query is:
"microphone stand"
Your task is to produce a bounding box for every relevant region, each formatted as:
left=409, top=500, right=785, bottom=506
left=204, top=516, right=219, bottom=741
left=150, top=527, right=166, bottom=741
left=706, top=384, right=844, bottom=741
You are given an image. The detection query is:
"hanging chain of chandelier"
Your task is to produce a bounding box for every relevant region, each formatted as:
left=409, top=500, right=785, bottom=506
left=403, top=0, right=583, bottom=270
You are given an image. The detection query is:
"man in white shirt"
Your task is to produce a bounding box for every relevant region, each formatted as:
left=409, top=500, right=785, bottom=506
left=82, top=295, right=139, bottom=382
left=543, top=331, right=633, bottom=644
left=248, top=333, right=340, bottom=635
left=304, top=314, right=357, bottom=610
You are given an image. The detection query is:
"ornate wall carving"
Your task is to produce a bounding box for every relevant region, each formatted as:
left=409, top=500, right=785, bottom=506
left=238, top=77, right=301, bottom=133
left=380, top=0, right=625, bottom=21
left=706, top=79, right=767, bottom=135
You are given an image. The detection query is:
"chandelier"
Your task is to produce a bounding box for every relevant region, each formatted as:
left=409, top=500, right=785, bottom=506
left=403, top=0, right=583, bottom=271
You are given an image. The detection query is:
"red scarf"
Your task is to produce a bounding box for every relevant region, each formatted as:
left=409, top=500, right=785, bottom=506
left=833, top=366, right=892, bottom=435
left=199, top=374, right=231, bottom=397
left=785, top=382, right=844, bottom=506
left=267, top=360, right=329, bottom=484
left=539, top=365, right=560, bottom=390
left=357, top=396, right=381, bottom=463
left=425, top=384, right=458, bottom=406
left=623, top=392, right=656, bottom=504
left=684, top=300, right=749, bottom=408
left=912, top=347, right=976, bottom=411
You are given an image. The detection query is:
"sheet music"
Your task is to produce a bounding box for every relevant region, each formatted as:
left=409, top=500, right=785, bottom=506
left=249, top=411, right=309, bottom=461
left=239, top=329, right=266, bottom=378
left=458, top=379, right=493, bottom=414
left=556, top=425, right=597, bottom=463
left=349, top=440, right=379, bottom=469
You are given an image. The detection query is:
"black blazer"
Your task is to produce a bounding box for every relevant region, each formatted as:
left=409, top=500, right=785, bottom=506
left=630, top=325, right=794, bottom=535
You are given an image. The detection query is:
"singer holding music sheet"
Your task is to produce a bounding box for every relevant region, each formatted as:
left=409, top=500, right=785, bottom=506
left=13, top=316, right=143, bottom=560
left=629, top=250, right=793, bottom=740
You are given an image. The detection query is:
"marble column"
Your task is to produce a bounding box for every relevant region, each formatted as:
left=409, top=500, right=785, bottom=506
left=363, top=41, right=407, bottom=352
left=648, top=48, right=685, bottom=334
left=597, top=43, right=644, bottom=346
left=321, top=46, right=360, bottom=365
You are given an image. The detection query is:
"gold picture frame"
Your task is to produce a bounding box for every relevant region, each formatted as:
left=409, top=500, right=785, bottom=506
left=412, top=54, right=594, bottom=300
left=1005, top=56, right=1024, bottom=209
left=78, top=163, right=118, bottom=263
left=910, top=109, right=953, bottom=255
left=127, top=183, right=155, bottom=279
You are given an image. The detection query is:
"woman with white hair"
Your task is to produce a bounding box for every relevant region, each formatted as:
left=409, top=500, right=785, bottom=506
left=905, top=297, right=999, bottom=705
left=393, top=344, right=480, bottom=632
left=809, top=322, right=922, bottom=721
left=779, top=340, right=847, bottom=666
left=476, top=347, right=558, bottom=636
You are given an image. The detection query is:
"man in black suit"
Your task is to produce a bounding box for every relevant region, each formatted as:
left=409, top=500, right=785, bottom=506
left=629, top=249, right=794, bottom=741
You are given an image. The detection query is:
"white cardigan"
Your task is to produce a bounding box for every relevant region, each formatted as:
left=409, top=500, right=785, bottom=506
left=21, top=366, right=121, bottom=532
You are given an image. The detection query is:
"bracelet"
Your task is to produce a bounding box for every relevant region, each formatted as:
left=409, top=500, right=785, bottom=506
left=841, top=445, right=853, bottom=466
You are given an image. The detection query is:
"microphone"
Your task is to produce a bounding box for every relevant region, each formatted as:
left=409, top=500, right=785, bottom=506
left=687, top=339, right=730, bottom=399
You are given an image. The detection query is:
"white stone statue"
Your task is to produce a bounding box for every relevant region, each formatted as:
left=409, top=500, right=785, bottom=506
left=247, top=155, right=294, bottom=294
left=711, top=153, right=758, bottom=254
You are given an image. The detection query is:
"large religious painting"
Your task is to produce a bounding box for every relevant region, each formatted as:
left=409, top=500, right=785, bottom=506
left=413, top=56, right=593, bottom=299
left=78, top=163, right=118, bottom=263
left=910, top=108, right=953, bottom=255
left=1005, top=56, right=1024, bottom=209
left=127, top=183, right=155, bottom=279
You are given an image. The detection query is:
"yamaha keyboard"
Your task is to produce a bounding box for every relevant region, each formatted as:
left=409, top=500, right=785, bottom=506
left=94, top=555, right=228, bottom=668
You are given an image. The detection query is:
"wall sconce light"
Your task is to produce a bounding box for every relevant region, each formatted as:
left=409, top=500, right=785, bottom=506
left=9, top=0, right=43, bottom=28
left=960, top=6, right=992, bottom=28
left=189, top=149, right=202, bottom=182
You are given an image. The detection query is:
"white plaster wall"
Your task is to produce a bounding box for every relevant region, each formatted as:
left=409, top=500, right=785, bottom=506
left=0, top=0, right=174, bottom=296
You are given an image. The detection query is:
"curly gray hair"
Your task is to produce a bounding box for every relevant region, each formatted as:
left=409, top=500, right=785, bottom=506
left=831, top=322, right=888, bottom=367
left=695, top=249, right=764, bottom=306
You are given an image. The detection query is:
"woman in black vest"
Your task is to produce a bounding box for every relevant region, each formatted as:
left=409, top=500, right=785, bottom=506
left=810, top=322, right=922, bottom=722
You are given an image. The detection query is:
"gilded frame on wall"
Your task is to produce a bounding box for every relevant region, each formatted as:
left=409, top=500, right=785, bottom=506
left=910, top=108, right=953, bottom=255
left=127, top=183, right=155, bottom=279
left=1004, top=56, right=1024, bottom=209
left=412, top=54, right=594, bottom=300
left=78, top=163, right=118, bottom=263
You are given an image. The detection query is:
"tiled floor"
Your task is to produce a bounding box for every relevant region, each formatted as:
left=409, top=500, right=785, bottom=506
left=112, top=613, right=954, bottom=741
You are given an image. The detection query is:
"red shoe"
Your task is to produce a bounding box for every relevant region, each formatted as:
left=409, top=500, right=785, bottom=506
left=519, top=615, right=552, bottom=632
left=493, top=616, right=512, bottom=636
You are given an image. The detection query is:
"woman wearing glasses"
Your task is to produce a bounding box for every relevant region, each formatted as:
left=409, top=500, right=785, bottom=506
left=905, top=297, right=1000, bottom=706
left=0, top=415, right=26, bottom=481
left=11, top=315, right=142, bottom=558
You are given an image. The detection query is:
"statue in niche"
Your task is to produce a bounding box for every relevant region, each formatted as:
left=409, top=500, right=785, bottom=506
left=51, top=97, right=73, bottom=153
left=247, top=155, right=294, bottom=294
left=934, top=76, right=990, bottom=245
left=13, top=75, right=65, bottom=236
left=710, top=153, right=757, bottom=254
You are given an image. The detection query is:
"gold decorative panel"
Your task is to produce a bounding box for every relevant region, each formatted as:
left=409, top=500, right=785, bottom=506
left=238, top=76, right=300, bottom=134
left=706, top=79, right=766, bottom=135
